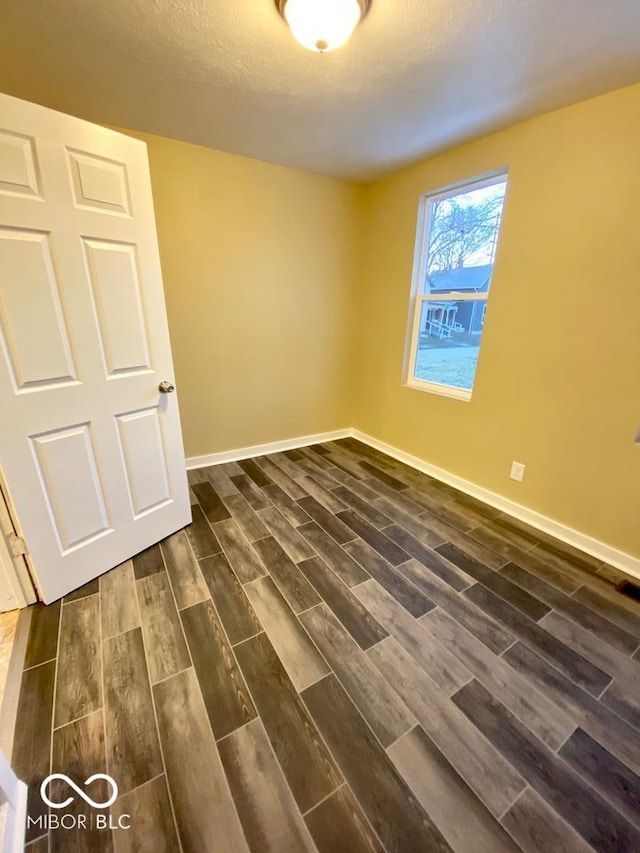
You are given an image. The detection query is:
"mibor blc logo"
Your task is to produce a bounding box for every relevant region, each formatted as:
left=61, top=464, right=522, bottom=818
left=41, top=774, right=118, bottom=809
left=27, top=774, right=131, bottom=832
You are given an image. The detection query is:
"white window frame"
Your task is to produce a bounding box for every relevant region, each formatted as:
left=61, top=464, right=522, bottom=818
left=402, top=170, right=508, bottom=402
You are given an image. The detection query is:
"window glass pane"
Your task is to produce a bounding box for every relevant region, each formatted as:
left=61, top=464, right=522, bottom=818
left=413, top=299, right=487, bottom=392
left=423, top=179, right=507, bottom=296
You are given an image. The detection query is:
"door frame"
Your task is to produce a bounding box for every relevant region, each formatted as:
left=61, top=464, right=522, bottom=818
left=0, top=473, right=37, bottom=609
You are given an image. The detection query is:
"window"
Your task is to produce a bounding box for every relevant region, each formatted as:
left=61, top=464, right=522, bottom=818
left=404, top=172, right=508, bottom=400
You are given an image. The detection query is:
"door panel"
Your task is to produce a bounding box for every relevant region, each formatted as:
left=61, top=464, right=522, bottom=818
left=0, top=228, right=77, bottom=390
left=0, top=92, right=190, bottom=602
left=116, top=407, right=171, bottom=517
left=83, top=238, right=151, bottom=376
left=30, top=423, right=111, bottom=552
left=67, top=147, right=131, bottom=215
left=0, top=130, right=41, bottom=199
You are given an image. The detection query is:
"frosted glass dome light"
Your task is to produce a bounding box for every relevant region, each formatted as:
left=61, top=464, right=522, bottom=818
left=276, top=0, right=371, bottom=53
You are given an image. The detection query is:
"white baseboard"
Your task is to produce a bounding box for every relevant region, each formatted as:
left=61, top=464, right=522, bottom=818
left=352, top=429, right=640, bottom=582
left=185, top=429, right=352, bottom=470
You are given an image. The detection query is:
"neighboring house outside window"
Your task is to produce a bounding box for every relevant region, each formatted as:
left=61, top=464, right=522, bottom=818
left=404, top=172, right=508, bottom=400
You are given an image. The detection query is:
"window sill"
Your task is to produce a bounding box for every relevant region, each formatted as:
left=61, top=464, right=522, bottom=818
left=403, top=378, right=472, bottom=402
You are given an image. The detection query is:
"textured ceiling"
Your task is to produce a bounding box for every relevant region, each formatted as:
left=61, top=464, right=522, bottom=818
left=0, top=0, right=639, bottom=180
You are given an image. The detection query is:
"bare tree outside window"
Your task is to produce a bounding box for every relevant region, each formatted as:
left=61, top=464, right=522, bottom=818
left=426, top=187, right=504, bottom=276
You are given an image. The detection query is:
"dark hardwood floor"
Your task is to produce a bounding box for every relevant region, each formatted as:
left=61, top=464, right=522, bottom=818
left=13, top=439, right=640, bottom=852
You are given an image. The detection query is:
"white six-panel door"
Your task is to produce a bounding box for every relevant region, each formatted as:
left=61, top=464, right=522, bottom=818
left=0, top=92, right=191, bottom=603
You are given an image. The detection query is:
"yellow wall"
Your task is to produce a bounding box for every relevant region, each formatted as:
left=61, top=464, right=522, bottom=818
left=119, top=129, right=361, bottom=459
left=353, top=83, right=640, bottom=557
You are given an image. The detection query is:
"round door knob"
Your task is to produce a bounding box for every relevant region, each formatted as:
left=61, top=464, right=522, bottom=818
left=159, top=380, right=175, bottom=393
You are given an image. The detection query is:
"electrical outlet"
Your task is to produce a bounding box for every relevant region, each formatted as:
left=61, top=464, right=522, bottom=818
left=510, top=461, right=525, bottom=482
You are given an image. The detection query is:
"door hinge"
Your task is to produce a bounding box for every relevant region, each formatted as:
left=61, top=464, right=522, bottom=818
left=8, top=534, right=28, bottom=557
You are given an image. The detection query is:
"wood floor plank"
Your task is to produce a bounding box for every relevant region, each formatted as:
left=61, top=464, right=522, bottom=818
left=54, top=594, right=102, bottom=727
left=506, top=544, right=583, bottom=594
left=262, top=483, right=310, bottom=525
left=357, top=460, right=408, bottom=491
left=540, top=609, right=640, bottom=681
left=300, top=605, right=416, bottom=747
left=180, top=599, right=256, bottom=739
left=136, top=572, right=191, bottom=683
left=298, top=474, right=347, bottom=513
left=111, top=775, right=180, bottom=853
left=503, top=641, right=640, bottom=774
left=468, top=524, right=537, bottom=565
left=13, top=661, right=55, bottom=843
left=100, top=561, right=140, bottom=639
left=422, top=607, right=575, bottom=749
left=213, top=518, right=267, bottom=584
left=199, top=553, right=262, bottom=645
left=230, top=473, right=272, bottom=510
left=525, top=544, right=609, bottom=592
left=160, top=531, right=209, bottom=610
left=51, top=711, right=113, bottom=853
left=464, top=583, right=612, bottom=696
left=355, top=581, right=472, bottom=695
left=301, top=674, right=451, bottom=852
left=258, top=505, right=316, bottom=561
left=153, top=669, right=249, bottom=853
left=184, top=503, right=222, bottom=560
left=333, top=486, right=392, bottom=529
left=258, top=457, right=307, bottom=499
left=298, top=521, right=369, bottom=587
left=600, top=676, right=640, bottom=733
left=410, top=498, right=482, bottom=535
left=63, top=577, right=100, bottom=602
left=218, top=718, right=316, bottom=852
left=132, top=543, right=164, bottom=580
left=299, top=557, right=388, bottom=650
left=103, top=627, right=163, bottom=794
left=223, top=492, right=270, bottom=542
left=234, top=632, right=342, bottom=812
left=338, top=511, right=409, bottom=565
left=418, top=517, right=509, bottom=571
left=500, top=788, right=594, bottom=853
left=304, top=785, right=384, bottom=853
left=238, top=457, right=273, bottom=488
left=452, top=678, right=640, bottom=851
left=297, top=497, right=356, bottom=545
left=192, top=481, right=232, bottom=523
left=271, top=451, right=305, bottom=479
left=389, top=726, right=520, bottom=853
left=438, top=544, right=551, bottom=621
left=202, top=464, right=239, bottom=497
left=501, top=562, right=638, bottom=653
left=24, top=601, right=60, bottom=668
left=344, top=539, right=435, bottom=617
left=400, top=559, right=515, bottom=654
left=572, top=584, right=640, bottom=638
left=385, top=526, right=473, bottom=589
left=244, top=576, right=328, bottom=690
left=368, top=636, right=525, bottom=817
left=559, top=727, right=640, bottom=829
left=252, top=536, right=320, bottom=613
left=26, top=835, right=49, bottom=852
left=371, top=497, right=446, bottom=547
left=359, top=477, right=430, bottom=518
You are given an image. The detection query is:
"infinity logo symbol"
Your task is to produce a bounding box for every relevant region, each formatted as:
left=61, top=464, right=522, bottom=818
left=40, top=774, right=119, bottom=809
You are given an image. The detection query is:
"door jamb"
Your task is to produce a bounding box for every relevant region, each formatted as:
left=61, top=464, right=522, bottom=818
left=0, top=471, right=37, bottom=609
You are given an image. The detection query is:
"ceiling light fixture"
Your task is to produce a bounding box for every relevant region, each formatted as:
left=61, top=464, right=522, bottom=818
left=275, top=0, right=371, bottom=53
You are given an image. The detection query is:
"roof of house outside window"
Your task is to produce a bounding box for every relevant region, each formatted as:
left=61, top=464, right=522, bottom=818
left=427, top=265, right=492, bottom=293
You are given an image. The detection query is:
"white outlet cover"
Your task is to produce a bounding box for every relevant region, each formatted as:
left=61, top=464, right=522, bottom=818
left=510, top=461, right=526, bottom=482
